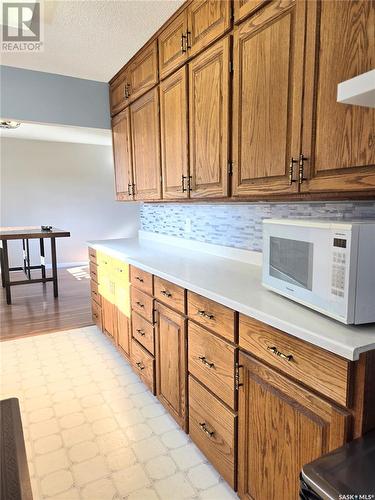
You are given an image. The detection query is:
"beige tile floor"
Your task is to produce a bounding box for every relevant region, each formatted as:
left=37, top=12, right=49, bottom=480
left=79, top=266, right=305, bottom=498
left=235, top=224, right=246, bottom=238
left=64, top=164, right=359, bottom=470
left=0, top=326, right=238, bottom=500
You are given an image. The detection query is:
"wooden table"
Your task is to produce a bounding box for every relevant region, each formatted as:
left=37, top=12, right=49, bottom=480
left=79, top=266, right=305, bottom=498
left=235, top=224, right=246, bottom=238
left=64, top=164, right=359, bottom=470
left=0, top=226, right=70, bottom=305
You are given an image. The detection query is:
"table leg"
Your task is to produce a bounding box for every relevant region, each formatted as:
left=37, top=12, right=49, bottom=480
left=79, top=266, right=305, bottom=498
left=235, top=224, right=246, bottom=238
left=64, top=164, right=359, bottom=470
left=39, top=238, right=46, bottom=281
left=22, top=239, right=27, bottom=275
left=51, top=237, right=58, bottom=297
left=0, top=245, right=5, bottom=288
left=26, top=239, right=31, bottom=280
left=2, top=241, right=11, bottom=304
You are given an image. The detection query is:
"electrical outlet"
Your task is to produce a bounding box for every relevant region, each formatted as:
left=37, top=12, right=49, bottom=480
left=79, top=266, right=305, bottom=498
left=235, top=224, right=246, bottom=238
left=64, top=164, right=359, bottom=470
left=184, top=218, right=192, bottom=234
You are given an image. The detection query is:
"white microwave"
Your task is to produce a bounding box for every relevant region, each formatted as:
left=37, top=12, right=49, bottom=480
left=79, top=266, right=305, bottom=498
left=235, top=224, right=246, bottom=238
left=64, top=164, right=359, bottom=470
left=262, top=219, right=375, bottom=324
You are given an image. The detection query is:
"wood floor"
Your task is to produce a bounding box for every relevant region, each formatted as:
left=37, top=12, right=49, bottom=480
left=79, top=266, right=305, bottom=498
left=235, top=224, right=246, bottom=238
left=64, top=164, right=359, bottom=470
left=0, top=266, right=93, bottom=341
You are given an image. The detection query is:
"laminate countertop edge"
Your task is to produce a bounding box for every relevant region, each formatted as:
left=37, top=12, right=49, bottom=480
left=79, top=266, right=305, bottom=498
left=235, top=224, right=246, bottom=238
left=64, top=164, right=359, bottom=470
left=87, top=238, right=375, bottom=361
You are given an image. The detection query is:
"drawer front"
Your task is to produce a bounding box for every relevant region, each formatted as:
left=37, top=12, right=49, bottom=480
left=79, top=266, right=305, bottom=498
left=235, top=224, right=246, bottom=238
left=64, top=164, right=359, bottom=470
left=88, top=247, right=97, bottom=264
left=188, top=321, right=235, bottom=409
left=131, top=339, right=155, bottom=393
left=131, top=287, right=154, bottom=323
left=188, top=291, right=235, bottom=342
left=239, top=315, right=351, bottom=406
left=90, top=280, right=101, bottom=306
left=130, top=266, right=154, bottom=295
left=189, top=376, right=236, bottom=489
left=89, top=261, right=99, bottom=283
left=132, top=312, right=155, bottom=355
left=92, top=300, right=102, bottom=331
left=154, top=277, right=185, bottom=314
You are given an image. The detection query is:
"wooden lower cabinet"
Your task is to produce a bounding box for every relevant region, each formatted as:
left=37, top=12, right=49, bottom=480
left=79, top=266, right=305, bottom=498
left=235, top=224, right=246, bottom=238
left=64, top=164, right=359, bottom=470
left=238, top=352, right=350, bottom=500
left=102, top=297, right=117, bottom=342
left=155, top=302, right=187, bottom=430
left=117, top=310, right=130, bottom=358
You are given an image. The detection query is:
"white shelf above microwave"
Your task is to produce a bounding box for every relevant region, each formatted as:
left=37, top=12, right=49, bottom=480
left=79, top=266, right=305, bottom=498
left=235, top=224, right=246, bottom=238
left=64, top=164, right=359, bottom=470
left=337, top=69, right=375, bottom=108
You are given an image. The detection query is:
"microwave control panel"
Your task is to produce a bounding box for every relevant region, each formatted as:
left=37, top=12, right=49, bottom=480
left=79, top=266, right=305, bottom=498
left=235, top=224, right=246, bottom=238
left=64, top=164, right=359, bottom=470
left=331, top=238, right=347, bottom=298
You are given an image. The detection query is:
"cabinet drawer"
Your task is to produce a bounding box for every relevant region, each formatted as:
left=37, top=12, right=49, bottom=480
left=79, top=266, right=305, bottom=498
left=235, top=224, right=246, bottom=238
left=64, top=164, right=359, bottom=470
left=130, top=266, right=154, bottom=295
left=131, top=339, right=155, bottom=393
left=239, top=315, right=351, bottom=406
left=88, top=247, right=97, bottom=264
left=131, top=287, right=154, bottom=323
left=90, top=280, right=101, bottom=306
left=92, top=300, right=102, bottom=331
left=188, top=321, right=235, bottom=409
left=154, top=277, right=185, bottom=314
left=132, top=312, right=155, bottom=355
left=188, top=291, right=235, bottom=342
left=189, top=376, right=236, bottom=489
left=89, top=261, right=99, bottom=283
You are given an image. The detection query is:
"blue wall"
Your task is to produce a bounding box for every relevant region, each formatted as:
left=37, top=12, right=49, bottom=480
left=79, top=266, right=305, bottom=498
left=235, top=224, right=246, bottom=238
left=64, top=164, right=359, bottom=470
left=0, top=65, right=110, bottom=129
left=141, top=201, right=375, bottom=252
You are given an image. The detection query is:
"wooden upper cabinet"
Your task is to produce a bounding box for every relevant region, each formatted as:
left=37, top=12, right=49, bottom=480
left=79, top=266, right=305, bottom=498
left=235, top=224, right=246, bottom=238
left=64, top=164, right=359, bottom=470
left=189, top=36, right=230, bottom=198
left=155, top=302, right=187, bottom=429
left=160, top=67, right=189, bottom=199
left=159, top=11, right=188, bottom=80
left=301, top=0, right=375, bottom=194
left=187, top=0, right=232, bottom=58
left=112, top=108, right=133, bottom=201
left=238, top=352, right=350, bottom=500
left=232, top=0, right=305, bottom=197
left=130, top=88, right=162, bottom=201
left=128, top=41, right=158, bottom=102
left=110, top=68, right=130, bottom=117
left=233, top=0, right=270, bottom=23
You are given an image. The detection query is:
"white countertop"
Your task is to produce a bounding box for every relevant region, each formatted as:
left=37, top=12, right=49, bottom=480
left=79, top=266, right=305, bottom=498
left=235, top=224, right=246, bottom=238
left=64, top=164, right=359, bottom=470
left=87, top=235, right=375, bottom=361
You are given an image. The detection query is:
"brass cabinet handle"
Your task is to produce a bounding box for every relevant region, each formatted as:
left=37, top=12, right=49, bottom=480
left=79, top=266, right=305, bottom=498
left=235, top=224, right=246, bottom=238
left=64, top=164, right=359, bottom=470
left=186, top=30, right=191, bottom=49
left=136, top=361, right=145, bottom=370
left=128, top=183, right=133, bottom=196
left=181, top=32, right=187, bottom=53
left=181, top=175, right=188, bottom=192
left=135, top=276, right=144, bottom=283
left=136, top=328, right=145, bottom=336
left=289, top=157, right=298, bottom=185
left=136, top=301, right=144, bottom=308
left=124, top=82, right=131, bottom=99
left=93, top=313, right=98, bottom=319
left=161, top=290, right=172, bottom=298
left=267, top=346, right=293, bottom=362
left=198, top=356, right=214, bottom=368
left=197, top=310, right=214, bottom=320
left=199, top=422, right=214, bottom=438
left=298, top=153, right=307, bottom=185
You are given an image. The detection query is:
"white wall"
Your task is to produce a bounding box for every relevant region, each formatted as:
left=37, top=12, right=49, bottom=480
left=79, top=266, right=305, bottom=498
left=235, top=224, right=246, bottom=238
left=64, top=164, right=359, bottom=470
left=0, top=137, right=140, bottom=267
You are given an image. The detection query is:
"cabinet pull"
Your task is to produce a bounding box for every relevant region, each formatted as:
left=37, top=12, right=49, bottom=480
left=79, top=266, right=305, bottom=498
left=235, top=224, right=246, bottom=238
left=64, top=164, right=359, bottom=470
left=161, top=290, right=172, bottom=298
left=182, top=175, right=188, bottom=192
left=197, top=310, right=214, bottom=320
left=298, top=154, right=307, bottom=185
left=198, top=356, right=215, bottom=369
left=199, top=422, right=214, bottom=438
left=181, top=33, right=187, bottom=53
left=125, top=82, right=131, bottom=98
left=136, top=361, right=145, bottom=370
left=187, top=175, right=193, bottom=192
left=289, top=157, right=298, bottom=184
left=128, top=183, right=132, bottom=196
left=136, top=328, right=145, bottom=336
left=186, top=30, right=191, bottom=49
left=135, top=276, right=144, bottom=283
left=267, top=346, right=293, bottom=362
left=136, top=301, right=144, bottom=308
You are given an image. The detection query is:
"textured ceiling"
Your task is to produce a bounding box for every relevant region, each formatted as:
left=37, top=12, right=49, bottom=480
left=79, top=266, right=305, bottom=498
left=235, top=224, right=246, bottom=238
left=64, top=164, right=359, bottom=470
left=1, top=0, right=184, bottom=82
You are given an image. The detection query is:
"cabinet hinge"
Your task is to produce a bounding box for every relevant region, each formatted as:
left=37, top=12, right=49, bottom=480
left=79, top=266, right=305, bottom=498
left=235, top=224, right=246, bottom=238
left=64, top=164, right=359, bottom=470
left=235, top=363, right=243, bottom=391
left=228, top=160, right=233, bottom=176
left=229, top=60, right=234, bottom=74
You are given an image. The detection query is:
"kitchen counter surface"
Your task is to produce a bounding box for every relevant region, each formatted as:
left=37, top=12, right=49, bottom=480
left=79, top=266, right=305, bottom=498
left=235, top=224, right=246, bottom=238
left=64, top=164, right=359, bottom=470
left=87, top=236, right=375, bottom=361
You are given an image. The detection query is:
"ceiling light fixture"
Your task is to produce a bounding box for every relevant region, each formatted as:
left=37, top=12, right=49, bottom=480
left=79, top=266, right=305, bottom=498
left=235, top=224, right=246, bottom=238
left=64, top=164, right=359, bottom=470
left=0, top=120, right=21, bottom=129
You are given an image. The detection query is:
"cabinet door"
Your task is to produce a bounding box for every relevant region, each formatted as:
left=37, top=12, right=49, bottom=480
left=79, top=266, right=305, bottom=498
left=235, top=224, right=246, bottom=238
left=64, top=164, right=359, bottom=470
left=112, top=108, right=134, bottom=201
left=102, top=296, right=117, bottom=342
left=189, top=36, right=230, bottom=198
left=117, top=311, right=130, bottom=358
left=160, top=66, right=189, bottom=199
left=131, top=88, right=162, bottom=201
left=232, top=0, right=305, bottom=197
left=233, top=0, right=269, bottom=23
left=301, top=0, right=375, bottom=194
left=129, top=41, right=158, bottom=102
left=155, top=302, right=187, bottom=430
left=187, top=0, right=232, bottom=58
left=238, top=352, right=350, bottom=500
left=110, top=69, right=130, bottom=116
left=159, top=11, right=188, bottom=80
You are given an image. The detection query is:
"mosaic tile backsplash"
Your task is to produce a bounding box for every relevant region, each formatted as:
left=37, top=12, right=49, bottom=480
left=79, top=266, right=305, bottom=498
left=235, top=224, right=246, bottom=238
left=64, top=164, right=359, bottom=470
left=140, top=201, right=375, bottom=252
